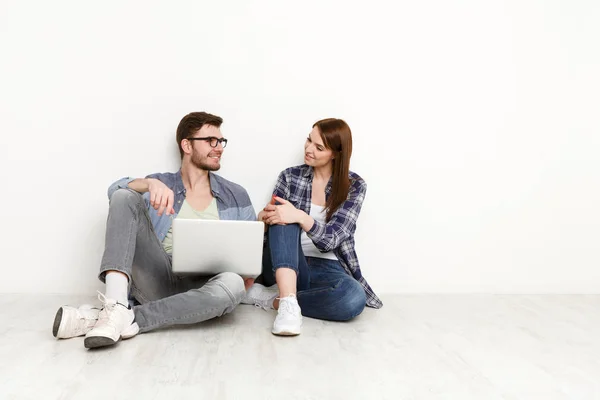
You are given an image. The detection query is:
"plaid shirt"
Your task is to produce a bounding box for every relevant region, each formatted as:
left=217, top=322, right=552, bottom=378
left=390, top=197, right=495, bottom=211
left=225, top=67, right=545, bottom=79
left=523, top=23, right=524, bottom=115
left=273, top=164, right=382, bottom=309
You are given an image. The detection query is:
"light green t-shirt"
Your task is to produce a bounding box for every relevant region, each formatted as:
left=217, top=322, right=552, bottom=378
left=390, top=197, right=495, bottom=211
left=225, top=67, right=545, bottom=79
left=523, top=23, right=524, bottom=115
left=162, top=198, right=219, bottom=254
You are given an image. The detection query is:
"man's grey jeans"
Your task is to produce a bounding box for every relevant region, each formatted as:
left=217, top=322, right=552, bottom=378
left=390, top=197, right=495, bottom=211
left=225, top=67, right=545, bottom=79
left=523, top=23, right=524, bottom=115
left=98, top=189, right=245, bottom=333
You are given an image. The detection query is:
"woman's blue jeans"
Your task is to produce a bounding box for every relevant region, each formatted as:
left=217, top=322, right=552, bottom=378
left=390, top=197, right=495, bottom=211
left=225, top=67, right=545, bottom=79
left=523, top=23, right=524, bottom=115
left=261, top=224, right=366, bottom=321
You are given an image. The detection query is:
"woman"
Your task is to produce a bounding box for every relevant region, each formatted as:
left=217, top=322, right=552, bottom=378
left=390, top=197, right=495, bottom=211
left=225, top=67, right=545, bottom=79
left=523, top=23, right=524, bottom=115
left=242, top=118, right=382, bottom=336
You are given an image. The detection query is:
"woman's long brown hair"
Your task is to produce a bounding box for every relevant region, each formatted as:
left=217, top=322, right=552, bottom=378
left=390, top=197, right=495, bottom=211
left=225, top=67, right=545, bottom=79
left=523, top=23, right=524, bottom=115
left=312, top=118, right=353, bottom=221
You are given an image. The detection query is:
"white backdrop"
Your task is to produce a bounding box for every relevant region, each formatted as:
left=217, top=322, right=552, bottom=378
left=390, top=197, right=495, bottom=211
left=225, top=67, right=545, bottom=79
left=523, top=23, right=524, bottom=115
left=1, top=0, right=598, bottom=295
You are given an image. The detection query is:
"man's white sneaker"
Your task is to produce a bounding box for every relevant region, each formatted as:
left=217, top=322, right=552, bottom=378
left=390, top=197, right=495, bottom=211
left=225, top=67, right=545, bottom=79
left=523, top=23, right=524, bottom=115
left=272, top=294, right=302, bottom=336
left=52, top=304, right=99, bottom=339
left=241, top=283, right=279, bottom=310
left=84, top=292, right=139, bottom=349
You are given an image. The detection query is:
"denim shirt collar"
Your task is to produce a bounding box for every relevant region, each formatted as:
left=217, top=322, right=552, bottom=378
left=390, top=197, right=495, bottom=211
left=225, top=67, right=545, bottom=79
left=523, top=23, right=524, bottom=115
left=174, top=169, right=222, bottom=200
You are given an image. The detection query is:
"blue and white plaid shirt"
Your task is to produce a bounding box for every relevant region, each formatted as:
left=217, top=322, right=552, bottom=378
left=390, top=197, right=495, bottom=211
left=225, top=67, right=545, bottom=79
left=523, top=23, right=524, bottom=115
left=272, top=164, right=382, bottom=309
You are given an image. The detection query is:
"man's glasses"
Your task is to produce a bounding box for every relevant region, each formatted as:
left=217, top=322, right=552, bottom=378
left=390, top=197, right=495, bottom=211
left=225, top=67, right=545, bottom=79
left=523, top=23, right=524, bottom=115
left=187, top=136, right=228, bottom=148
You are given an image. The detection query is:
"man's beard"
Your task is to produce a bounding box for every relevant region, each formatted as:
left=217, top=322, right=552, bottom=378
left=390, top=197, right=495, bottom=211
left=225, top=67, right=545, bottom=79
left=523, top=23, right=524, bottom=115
left=191, top=152, right=221, bottom=171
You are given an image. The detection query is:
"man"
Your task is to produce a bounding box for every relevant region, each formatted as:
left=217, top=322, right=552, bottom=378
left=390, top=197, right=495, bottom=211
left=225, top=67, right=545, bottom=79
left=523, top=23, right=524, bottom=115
left=53, top=112, right=256, bottom=348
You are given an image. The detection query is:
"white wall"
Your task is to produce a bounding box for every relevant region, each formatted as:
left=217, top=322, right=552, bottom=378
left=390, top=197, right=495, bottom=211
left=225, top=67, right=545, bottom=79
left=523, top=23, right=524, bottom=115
left=1, top=0, right=598, bottom=295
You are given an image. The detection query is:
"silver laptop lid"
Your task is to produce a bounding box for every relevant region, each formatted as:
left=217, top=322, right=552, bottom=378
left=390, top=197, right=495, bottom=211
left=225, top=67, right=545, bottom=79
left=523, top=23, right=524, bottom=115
left=171, top=219, right=264, bottom=277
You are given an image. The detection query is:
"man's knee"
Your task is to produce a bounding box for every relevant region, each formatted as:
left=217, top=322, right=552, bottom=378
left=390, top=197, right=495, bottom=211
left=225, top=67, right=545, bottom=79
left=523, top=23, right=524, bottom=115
left=109, top=188, right=143, bottom=207
left=209, top=272, right=245, bottom=304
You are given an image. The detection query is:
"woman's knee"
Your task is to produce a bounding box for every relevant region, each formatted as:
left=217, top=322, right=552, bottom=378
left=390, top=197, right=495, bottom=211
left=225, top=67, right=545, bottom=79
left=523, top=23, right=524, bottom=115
left=336, top=279, right=366, bottom=321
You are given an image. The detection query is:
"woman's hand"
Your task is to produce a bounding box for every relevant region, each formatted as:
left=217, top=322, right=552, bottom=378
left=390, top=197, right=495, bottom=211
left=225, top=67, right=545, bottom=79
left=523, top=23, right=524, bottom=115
left=257, top=209, right=267, bottom=223
left=263, top=197, right=304, bottom=225
left=258, top=195, right=276, bottom=223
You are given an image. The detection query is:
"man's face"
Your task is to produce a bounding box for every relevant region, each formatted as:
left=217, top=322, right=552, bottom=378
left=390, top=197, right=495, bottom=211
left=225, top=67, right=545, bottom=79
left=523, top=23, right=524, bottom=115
left=188, top=125, right=224, bottom=171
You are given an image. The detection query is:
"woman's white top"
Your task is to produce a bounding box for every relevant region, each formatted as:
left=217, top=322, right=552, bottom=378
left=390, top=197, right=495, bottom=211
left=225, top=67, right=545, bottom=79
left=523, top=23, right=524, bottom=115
left=301, top=203, right=338, bottom=260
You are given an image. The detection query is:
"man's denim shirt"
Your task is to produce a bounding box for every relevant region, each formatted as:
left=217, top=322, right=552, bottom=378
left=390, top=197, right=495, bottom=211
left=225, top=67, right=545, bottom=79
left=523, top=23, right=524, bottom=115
left=108, top=170, right=257, bottom=243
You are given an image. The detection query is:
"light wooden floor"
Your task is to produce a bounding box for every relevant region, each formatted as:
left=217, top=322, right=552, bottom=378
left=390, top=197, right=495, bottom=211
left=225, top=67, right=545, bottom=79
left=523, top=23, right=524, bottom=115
left=0, top=294, right=599, bottom=400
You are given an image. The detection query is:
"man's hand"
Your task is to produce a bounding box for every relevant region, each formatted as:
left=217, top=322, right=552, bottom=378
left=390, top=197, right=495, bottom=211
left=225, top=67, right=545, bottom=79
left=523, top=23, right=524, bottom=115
left=129, top=178, right=175, bottom=216
left=147, top=178, right=175, bottom=216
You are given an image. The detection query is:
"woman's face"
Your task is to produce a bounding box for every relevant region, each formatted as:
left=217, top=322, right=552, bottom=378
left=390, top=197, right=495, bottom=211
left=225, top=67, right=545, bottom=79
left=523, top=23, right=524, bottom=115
left=304, top=126, right=334, bottom=168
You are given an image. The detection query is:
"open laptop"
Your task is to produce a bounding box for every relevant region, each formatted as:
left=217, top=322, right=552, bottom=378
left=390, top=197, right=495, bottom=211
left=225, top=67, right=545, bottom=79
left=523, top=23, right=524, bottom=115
left=171, top=219, right=264, bottom=277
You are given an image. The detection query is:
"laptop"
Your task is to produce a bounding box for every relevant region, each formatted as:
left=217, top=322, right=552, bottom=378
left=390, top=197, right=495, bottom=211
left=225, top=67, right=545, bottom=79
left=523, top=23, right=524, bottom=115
left=171, top=219, right=264, bottom=277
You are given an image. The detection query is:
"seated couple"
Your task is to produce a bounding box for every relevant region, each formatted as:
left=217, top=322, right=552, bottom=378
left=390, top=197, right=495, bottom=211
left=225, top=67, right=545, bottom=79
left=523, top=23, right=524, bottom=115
left=52, top=112, right=383, bottom=349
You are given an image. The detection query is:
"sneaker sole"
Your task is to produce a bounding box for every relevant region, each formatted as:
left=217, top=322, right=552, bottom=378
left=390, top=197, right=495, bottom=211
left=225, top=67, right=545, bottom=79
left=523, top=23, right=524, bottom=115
left=272, top=328, right=301, bottom=336
left=84, top=336, right=119, bottom=349
left=83, top=323, right=139, bottom=349
left=272, top=331, right=300, bottom=336
left=52, top=307, right=63, bottom=338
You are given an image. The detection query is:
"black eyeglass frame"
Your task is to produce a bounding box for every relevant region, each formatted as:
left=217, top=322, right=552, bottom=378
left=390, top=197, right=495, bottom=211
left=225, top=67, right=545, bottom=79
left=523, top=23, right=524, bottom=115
left=187, top=136, right=228, bottom=148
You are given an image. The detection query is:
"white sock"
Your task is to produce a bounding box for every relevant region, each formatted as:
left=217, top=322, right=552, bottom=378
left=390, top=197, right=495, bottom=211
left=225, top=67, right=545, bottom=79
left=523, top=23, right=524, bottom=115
left=105, top=272, right=129, bottom=306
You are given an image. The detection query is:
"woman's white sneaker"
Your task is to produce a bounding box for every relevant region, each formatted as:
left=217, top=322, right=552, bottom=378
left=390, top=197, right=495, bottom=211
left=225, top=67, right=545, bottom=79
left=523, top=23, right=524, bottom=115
left=272, top=294, right=302, bottom=336
left=52, top=304, right=100, bottom=339
left=84, top=292, right=138, bottom=349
